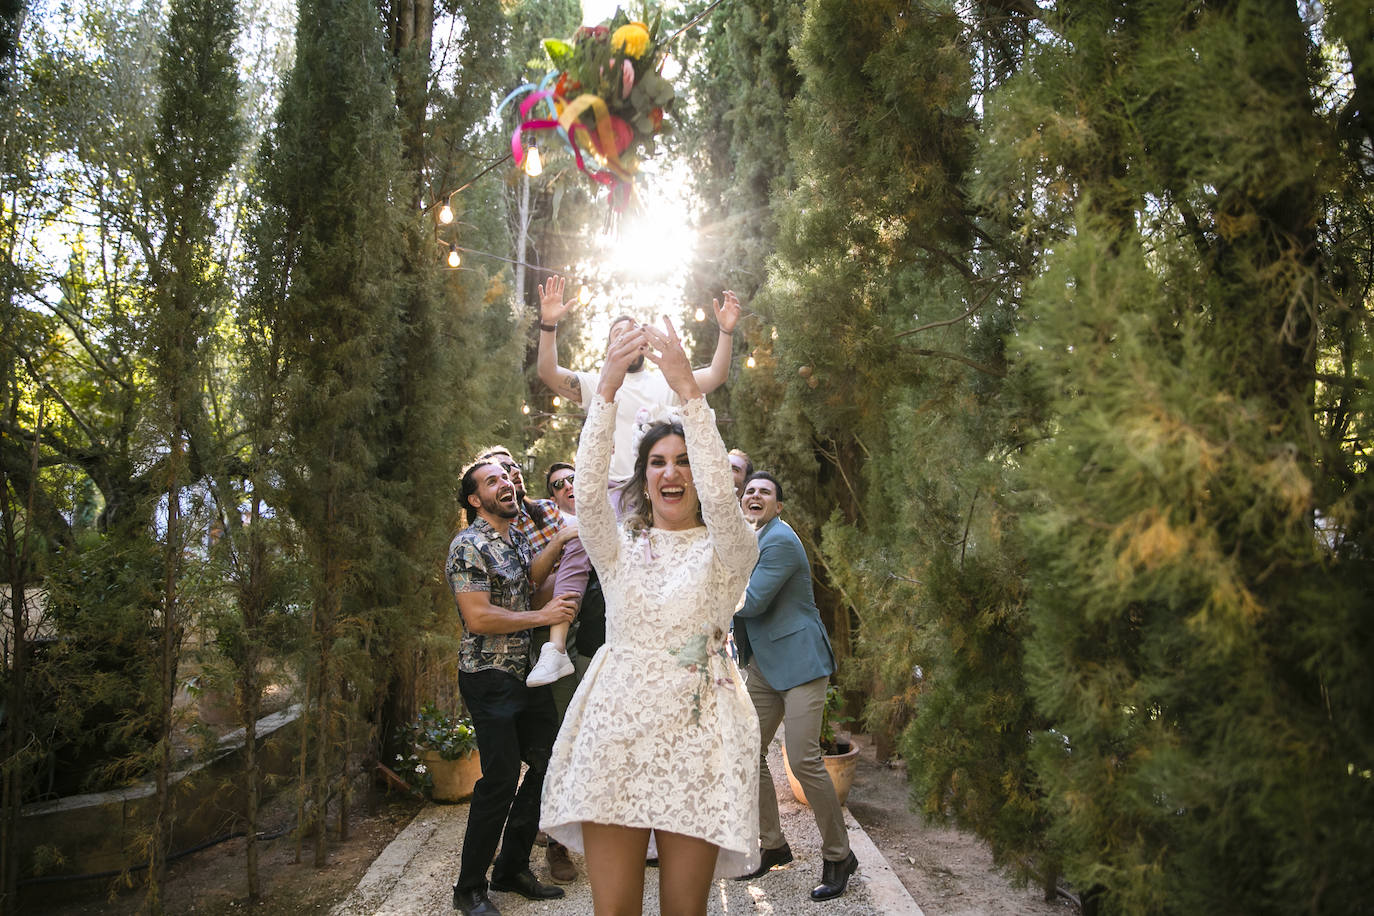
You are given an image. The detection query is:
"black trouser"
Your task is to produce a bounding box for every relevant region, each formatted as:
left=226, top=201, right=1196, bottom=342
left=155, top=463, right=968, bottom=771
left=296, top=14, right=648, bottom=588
left=454, top=667, right=559, bottom=893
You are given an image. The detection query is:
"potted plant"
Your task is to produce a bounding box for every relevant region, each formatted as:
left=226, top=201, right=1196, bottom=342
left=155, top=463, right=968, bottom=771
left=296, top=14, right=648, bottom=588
left=783, top=685, right=862, bottom=807
left=412, top=702, right=481, bottom=803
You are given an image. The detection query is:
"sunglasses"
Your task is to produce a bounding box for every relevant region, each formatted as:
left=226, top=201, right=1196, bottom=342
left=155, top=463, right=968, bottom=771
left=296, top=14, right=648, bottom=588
left=550, top=474, right=574, bottom=493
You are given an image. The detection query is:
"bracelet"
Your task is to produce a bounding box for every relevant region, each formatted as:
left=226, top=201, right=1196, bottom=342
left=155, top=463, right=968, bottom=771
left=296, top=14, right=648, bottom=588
left=719, top=327, right=733, bottom=335
left=539, top=322, right=558, bottom=332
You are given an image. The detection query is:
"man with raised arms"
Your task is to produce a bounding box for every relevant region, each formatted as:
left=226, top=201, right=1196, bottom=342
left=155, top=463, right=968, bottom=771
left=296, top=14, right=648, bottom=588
left=536, top=274, right=741, bottom=484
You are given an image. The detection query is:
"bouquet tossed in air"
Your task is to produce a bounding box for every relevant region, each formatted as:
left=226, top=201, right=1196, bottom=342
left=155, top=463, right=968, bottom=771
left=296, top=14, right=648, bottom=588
left=541, top=6, right=676, bottom=182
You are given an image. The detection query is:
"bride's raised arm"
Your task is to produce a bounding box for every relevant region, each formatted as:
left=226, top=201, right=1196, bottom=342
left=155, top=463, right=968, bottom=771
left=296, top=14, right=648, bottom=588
left=643, top=319, right=757, bottom=576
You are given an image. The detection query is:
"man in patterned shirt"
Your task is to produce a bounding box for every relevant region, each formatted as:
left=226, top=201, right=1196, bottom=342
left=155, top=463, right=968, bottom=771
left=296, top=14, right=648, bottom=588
left=448, top=458, right=578, bottom=916
left=476, top=446, right=581, bottom=884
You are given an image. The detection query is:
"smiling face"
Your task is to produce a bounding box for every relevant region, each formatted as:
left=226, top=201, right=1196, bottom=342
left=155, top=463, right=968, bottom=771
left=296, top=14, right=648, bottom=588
left=549, top=467, right=575, bottom=515
left=481, top=448, right=525, bottom=502
left=645, top=434, right=700, bottom=530
left=468, top=463, right=518, bottom=522
left=741, top=476, right=782, bottom=529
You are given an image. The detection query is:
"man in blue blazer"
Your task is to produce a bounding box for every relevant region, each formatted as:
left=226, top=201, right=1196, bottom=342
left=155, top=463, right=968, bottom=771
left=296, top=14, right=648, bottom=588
left=732, top=472, right=858, bottom=901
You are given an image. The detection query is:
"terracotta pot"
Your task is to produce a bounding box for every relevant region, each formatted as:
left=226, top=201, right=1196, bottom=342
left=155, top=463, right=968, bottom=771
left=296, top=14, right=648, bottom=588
left=782, top=738, right=860, bottom=807
left=420, top=748, right=481, bottom=803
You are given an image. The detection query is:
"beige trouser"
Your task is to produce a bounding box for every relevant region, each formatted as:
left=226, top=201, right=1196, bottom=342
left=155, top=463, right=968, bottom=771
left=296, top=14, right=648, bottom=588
left=746, top=663, right=851, bottom=862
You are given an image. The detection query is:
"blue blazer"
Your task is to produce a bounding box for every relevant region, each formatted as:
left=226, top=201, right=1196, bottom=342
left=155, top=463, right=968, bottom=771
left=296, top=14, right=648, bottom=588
left=733, top=517, right=835, bottom=691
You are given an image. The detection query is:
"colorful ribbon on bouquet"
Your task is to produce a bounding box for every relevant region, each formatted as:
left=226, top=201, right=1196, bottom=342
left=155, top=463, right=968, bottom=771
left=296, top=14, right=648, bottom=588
left=498, top=76, right=637, bottom=211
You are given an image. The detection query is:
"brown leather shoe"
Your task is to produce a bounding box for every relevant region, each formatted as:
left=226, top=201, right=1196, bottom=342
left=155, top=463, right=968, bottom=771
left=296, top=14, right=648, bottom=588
left=546, top=839, right=578, bottom=884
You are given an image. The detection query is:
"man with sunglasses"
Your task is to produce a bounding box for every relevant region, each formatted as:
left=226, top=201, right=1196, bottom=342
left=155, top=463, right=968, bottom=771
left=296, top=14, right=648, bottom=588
left=526, top=463, right=581, bottom=691
left=529, top=461, right=603, bottom=885
left=535, top=461, right=606, bottom=689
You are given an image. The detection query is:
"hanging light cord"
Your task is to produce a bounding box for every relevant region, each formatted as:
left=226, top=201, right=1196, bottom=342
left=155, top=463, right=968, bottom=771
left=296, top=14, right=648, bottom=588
left=665, top=0, right=728, bottom=46
left=450, top=243, right=561, bottom=276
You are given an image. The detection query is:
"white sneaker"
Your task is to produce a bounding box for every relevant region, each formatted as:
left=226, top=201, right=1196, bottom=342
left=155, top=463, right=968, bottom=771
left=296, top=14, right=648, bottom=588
left=527, top=643, right=574, bottom=687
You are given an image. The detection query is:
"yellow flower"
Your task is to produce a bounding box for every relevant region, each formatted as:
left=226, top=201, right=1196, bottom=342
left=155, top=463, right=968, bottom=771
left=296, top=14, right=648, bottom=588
left=611, top=22, right=651, bottom=59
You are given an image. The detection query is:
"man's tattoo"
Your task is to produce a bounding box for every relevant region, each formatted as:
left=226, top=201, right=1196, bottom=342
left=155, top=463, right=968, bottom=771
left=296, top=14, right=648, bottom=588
left=565, top=376, right=579, bottom=395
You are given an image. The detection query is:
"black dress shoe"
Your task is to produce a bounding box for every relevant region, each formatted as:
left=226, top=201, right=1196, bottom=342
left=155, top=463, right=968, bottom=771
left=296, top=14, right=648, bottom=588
left=810, top=850, right=858, bottom=900
left=452, top=886, right=501, bottom=915
left=489, top=868, right=565, bottom=900
left=734, top=842, right=794, bottom=880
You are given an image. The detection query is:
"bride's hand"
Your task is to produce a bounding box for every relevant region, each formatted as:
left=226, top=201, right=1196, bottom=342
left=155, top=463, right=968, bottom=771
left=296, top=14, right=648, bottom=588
left=596, top=323, right=650, bottom=401
left=643, top=318, right=702, bottom=402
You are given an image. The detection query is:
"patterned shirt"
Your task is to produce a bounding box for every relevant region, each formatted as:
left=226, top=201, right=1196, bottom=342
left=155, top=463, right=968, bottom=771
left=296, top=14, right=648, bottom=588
left=447, top=518, right=535, bottom=677
left=514, top=499, right=565, bottom=555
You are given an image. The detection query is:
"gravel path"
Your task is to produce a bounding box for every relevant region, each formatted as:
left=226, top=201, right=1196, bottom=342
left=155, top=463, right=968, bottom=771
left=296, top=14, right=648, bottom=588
left=333, top=736, right=921, bottom=915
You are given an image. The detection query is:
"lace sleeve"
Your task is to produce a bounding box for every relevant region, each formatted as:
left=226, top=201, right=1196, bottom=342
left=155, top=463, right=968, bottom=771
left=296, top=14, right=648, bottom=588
left=680, top=397, right=759, bottom=578
left=573, top=392, right=621, bottom=573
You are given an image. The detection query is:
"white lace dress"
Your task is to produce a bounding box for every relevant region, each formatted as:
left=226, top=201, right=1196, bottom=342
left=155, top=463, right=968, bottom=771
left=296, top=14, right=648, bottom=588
left=540, top=393, right=762, bottom=878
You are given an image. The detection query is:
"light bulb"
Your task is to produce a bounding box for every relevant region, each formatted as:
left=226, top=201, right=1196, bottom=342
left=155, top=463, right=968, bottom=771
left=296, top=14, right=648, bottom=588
left=438, top=202, right=454, bottom=224
left=578, top=286, right=592, bottom=306
left=552, top=396, right=562, bottom=407
left=447, top=245, right=461, bottom=268
left=746, top=356, right=757, bottom=369
left=524, top=147, right=544, bottom=177
left=694, top=307, right=706, bottom=322
left=521, top=404, right=531, bottom=415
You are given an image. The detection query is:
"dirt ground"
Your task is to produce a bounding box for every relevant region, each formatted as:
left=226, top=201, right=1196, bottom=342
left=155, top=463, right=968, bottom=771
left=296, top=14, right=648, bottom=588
left=34, top=741, right=1078, bottom=915
left=31, top=787, right=425, bottom=916
left=845, top=743, right=1075, bottom=916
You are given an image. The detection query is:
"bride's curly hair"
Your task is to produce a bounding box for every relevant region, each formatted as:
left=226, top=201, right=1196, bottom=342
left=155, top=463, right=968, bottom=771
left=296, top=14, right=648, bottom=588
left=618, top=419, right=702, bottom=535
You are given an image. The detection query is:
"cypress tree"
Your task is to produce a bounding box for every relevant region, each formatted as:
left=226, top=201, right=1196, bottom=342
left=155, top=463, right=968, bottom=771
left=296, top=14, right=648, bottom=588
left=247, top=0, right=408, bottom=865
left=993, top=2, right=1374, bottom=911
left=143, top=0, right=242, bottom=905
left=363, top=0, right=524, bottom=791
left=726, top=0, right=1061, bottom=887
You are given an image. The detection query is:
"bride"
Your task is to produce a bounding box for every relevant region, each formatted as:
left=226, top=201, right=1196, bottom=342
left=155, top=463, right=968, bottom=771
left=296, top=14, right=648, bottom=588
left=539, top=317, right=760, bottom=916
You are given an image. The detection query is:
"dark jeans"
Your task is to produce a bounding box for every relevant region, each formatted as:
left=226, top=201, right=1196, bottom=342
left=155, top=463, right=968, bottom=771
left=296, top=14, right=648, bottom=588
left=454, top=667, right=559, bottom=893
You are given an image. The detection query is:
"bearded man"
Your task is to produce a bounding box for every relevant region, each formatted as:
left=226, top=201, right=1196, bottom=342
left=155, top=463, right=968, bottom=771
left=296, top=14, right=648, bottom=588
left=447, top=459, right=578, bottom=916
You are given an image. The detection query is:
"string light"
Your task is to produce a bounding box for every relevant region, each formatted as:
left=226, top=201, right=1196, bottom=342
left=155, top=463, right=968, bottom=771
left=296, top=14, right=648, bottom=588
left=552, top=396, right=562, bottom=407
left=426, top=152, right=515, bottom=225
left=522, top=404, right=531, bottom=415
left=578, top=286, right=592, bottom=306
left=746, top=356, right=757, bottom=369
left=523, top=147, right=544, bottom=178
left=447, top=244, right=461, bottom=268
left=694, top=307, right=706, bottom=322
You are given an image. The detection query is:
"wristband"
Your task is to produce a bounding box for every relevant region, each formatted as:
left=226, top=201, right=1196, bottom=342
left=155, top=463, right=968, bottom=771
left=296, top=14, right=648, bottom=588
left=539, top=322, right=558, bottom=332
left=719, top=327, right=733, bottom=335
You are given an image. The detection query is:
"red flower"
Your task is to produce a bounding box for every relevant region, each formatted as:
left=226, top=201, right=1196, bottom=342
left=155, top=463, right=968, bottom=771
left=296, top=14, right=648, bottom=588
left=555, top=71, right=581, bottom=98
left=589, top=114, right=634, bottom=158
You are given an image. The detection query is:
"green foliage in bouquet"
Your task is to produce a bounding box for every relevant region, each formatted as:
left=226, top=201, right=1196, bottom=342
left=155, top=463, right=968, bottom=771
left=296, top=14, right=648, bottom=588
left=542, top=4, right=676, bottom=168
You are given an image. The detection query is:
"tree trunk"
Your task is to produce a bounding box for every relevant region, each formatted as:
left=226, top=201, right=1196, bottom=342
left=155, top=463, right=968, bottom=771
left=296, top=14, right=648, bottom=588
left=0, top=403, right=41, bottom=916
left=148, top=421, right=186, bottom=915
